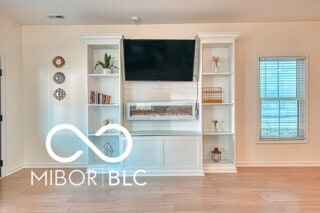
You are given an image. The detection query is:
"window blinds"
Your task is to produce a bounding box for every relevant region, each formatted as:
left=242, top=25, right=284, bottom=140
left=259, top=56, right=307, bottom=140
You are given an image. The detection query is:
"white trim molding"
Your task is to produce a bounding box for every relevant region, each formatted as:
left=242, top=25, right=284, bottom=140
left=0, top=53, right=6, bottom=178
left=4, top=163, right=87, bottom=177
left=24, top=162, right=87, bottom=168
left=90, top=169, right=205, bottom=176
left=5, top=164, right=24, bottom=176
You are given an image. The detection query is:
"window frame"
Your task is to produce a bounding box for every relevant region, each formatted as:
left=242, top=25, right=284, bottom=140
left=257, top=55, right=308, bottom=144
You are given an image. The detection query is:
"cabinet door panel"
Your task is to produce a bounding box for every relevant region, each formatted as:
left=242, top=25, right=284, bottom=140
left=163, top=138, right=200, bottom=168
left=124, top=138, right=161, bottom=169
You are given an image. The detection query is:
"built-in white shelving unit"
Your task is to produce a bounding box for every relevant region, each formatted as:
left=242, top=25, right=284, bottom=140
left=198, top=33, right=238, bottom=173
left=81, top=33, right=237, bottom=175
left=83, top=35, right=123, bottom=172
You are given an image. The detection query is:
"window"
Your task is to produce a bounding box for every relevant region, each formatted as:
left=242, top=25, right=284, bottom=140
left=259, top=56, right=307, bottom=140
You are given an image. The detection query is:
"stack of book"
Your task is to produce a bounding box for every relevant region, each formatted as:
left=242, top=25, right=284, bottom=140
left=90, top=91, right=111, bottom=104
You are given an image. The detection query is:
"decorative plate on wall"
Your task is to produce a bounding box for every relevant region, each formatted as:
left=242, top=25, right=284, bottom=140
left=53, top=72, right=65, bottom=84
left=53, top=88, right=66, bottom=101
left=52, top=56, right=65, bottom=68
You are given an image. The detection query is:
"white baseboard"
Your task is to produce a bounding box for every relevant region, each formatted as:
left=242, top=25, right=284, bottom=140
left=204, top=167, right=237, bottom=173
left=130, top=170, right=205, bottom=176
left=24, top=162, right=87, bottom=168
left=3, top=163, right=86, bottom=178
left=5, top=164, right=24, bottom=176
left=87, top=168, right=205, bottom=176
left=237, top=161, right=320, bottom=167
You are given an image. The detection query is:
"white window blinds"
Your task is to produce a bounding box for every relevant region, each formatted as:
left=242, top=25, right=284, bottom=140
left=259, top=56, right=307, bottom=140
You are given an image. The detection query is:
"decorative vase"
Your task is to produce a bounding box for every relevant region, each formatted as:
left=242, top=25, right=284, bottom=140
left=211, top=147, right=221, bottom=162
left=211, top=65, right=220, bottom=73
left=212, top=120, right=219, bottom=132
left=102, top=68, right=112, bottom=74
left=103, top=142, right=113, bottom=157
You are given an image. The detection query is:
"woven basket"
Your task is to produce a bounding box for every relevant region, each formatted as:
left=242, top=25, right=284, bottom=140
left=202, top=87, right=222, bottom=103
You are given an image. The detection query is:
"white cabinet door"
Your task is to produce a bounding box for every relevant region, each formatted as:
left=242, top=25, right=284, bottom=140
left=163, top=137, right=201, bottom=169
left=124, top=137, right=162, bottom=169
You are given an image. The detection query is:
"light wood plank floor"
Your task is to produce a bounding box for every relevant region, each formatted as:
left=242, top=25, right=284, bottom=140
left=1, top=167, right=320, bottom=212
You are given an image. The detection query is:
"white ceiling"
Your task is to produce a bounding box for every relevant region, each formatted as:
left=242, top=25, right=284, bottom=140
left=0, top=0, right=320, bottom=25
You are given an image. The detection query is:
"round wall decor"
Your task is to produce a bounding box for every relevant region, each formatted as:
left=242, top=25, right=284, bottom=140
left=53, top=72, right=65, bottom=84
left=52, top=56, right=65, bottom=68
left=53, top=88, right=66, bottom=101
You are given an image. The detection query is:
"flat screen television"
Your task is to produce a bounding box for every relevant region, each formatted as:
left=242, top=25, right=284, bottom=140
left=124, top=39, right=195, bottom=81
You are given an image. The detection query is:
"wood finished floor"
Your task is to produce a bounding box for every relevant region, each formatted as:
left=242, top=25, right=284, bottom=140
left=1, top=167, right=320, bottom=212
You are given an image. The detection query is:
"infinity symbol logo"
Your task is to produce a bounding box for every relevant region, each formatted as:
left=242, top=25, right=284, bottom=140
left=46, top=124, right=133, bottom=163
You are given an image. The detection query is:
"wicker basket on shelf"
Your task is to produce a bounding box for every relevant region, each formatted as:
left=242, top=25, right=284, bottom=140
left=202, top=87, right=222, bottom=103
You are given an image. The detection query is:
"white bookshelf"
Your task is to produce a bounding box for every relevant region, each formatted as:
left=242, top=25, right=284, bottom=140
left=81, top=33, right=237, bottom=175
left=198, top=33, right=238, bottom=173
left=83, top=35, right=123, bottom=172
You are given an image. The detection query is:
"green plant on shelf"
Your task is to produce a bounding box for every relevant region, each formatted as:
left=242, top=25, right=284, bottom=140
left=94, top=53, right=118, bottom=70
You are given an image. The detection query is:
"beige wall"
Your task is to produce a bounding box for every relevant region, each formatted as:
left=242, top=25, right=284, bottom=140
left=22, top=22, right=320, bottom=166
left=0, top=13, right=23, bottom=174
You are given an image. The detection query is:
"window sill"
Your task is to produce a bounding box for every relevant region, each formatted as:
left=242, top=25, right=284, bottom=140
left=257, top=139, right=308, bottom=144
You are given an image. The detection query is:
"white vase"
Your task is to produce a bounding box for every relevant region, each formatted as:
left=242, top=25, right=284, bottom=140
left=214, top=65, right=220, bottom=73
left=102, top=68, right=112, bottom=74
left=211, top=65, right=220, bottom=73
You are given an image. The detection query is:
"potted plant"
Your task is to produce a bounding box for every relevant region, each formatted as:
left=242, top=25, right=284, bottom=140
left=94, top=53, right=118, bottom=74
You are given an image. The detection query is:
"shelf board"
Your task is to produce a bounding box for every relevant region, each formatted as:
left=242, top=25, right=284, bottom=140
left=130, top=130, right=202, bottom=136
left=203, top=131, right=234, bottom=136
left=88, top=133, right=120, bottom=136
left=88, top=73, right=119, bottom=78
left=202, top=72, right=232, bottom=77
left=202, top=103, right=233, bottom=106
left=87, top=163, right=121, bottom=171
left=88, top=104, right=119, bottom=107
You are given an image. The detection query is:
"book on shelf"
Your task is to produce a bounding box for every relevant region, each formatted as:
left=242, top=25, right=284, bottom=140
left=90, top=91, right=111, bottom=104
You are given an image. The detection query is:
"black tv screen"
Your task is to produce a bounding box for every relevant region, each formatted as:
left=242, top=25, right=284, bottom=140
left=124, top=39, right=195, bottom=81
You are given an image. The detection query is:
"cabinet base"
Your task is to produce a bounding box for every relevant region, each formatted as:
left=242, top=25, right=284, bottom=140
left=204, top=164, right=237, bottom=173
